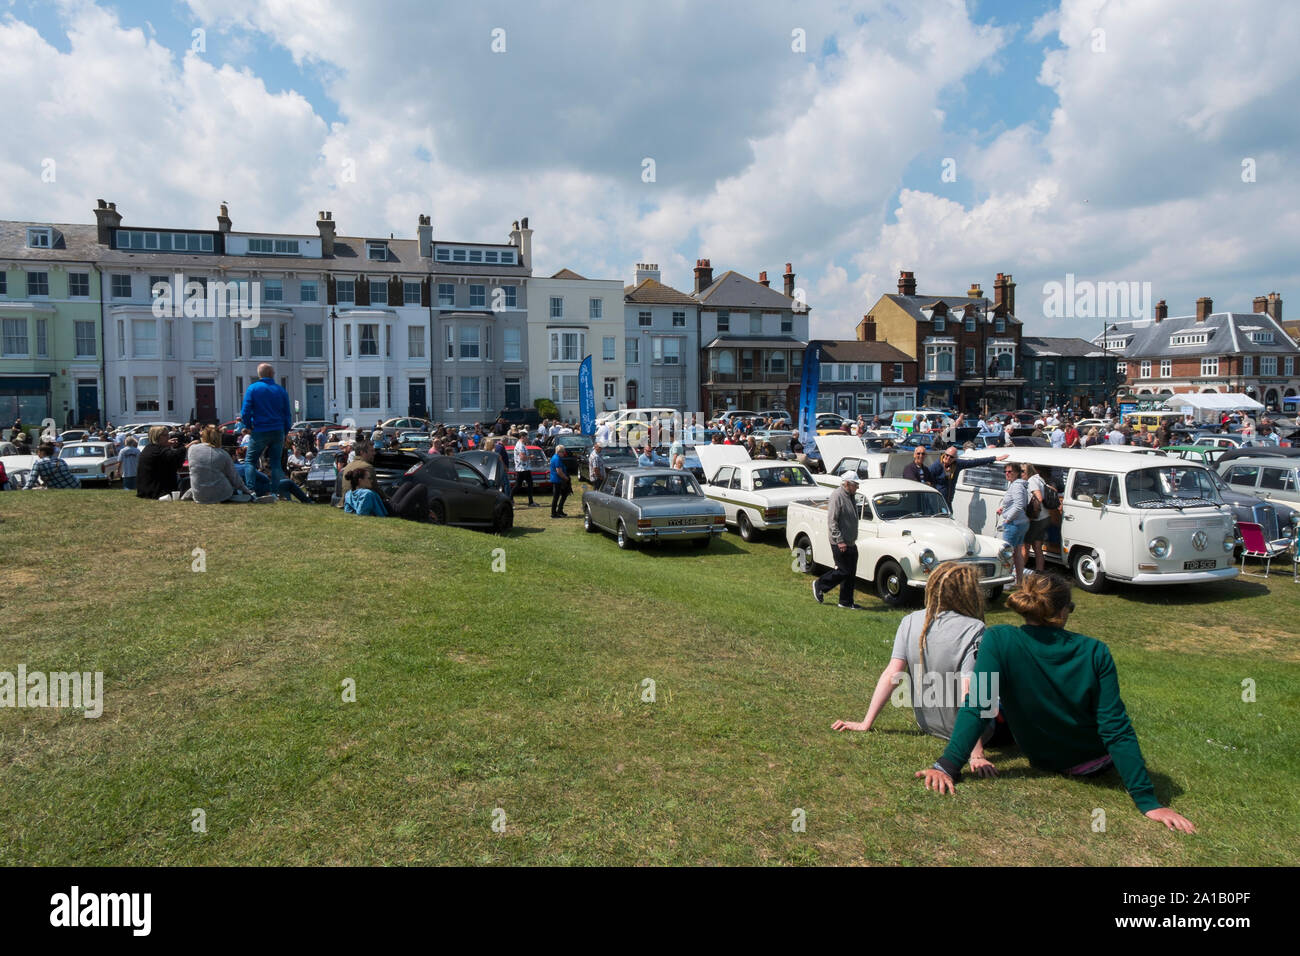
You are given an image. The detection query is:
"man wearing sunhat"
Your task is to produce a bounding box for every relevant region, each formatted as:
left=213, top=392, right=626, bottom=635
left=813, top=469, right=864, bottom=609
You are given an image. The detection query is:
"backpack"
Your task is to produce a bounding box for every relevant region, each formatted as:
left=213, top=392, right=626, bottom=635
left=1042, top=483, right=1061, bottom=512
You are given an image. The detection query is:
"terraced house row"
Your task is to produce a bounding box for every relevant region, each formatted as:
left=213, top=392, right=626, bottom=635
left=0, top=202, right=810, bottom=428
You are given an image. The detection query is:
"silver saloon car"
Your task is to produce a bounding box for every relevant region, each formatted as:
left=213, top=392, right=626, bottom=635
left=582, top=467, right=726, bottom=549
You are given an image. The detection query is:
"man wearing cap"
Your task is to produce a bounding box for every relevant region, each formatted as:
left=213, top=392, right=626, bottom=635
left=814, top=470, right=864, bottom=609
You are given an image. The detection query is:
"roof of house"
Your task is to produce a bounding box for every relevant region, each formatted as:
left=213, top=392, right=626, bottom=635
left=703, top=335, right=807, bottom=350
left=624, top=277, right=698, bottom=306
left=551, top=268, right=587, bottom=280
left=1020, top=336, right=1109, bottom=358
left=0, top=220, right=527, bottom=277
left=697, top=270, right=802, bottom=311
left=1094, top=312, right=1300, bottom=357
left=880, top=292, right=1023, bottom=325
left=813, top=339, right=913, bottom=363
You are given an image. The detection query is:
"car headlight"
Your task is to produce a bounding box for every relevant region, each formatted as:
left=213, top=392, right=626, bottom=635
left=1223, top=531, right=1238, bottom=553
left=998, top=544, right=1014, bottom=564
left=1283, top=523, right=1294, bottom=539
left=1148, top=537, right=1170, bottom=559
left=919, top=548, right=937, bottom=570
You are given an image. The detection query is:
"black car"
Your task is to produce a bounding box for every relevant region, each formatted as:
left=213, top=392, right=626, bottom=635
left=580, top=444, right=637, bottom=483
left=553, top=434, right=594, bottom=471
left=330, top=449, right=426, bottom=505
left=394, top=455, right=513, bottom=533
left=456, top=449, right=511, bottom=495
left=304, top=449, right=341, bottom=501
left=498, top=407, right=541, bottom=431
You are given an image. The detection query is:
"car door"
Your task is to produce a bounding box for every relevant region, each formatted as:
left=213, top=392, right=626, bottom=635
left=710, top=466, right=735, bottom=520
left=1258, top=465, right=1299, bottom=504
left=452, top=461, right=493, bottom=523
left=1063, top=469, right=1124, bottom=572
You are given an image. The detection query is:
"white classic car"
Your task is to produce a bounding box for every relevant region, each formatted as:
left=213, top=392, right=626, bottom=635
left=1, top=454, right=37, bottom=490
left=812, top=435, right=893, bottom=487
left=696, top=444, right=829, bottom=541
left=786, top=478, right=1016, bottom=606
left=59, top=441, right=121, bottom=484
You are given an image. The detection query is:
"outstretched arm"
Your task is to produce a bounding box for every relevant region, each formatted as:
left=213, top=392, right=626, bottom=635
left=833, top=658, right=907, bottom=732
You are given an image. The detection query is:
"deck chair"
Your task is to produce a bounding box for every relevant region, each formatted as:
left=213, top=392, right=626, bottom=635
left=1238, top=521, right=1287, bottom=577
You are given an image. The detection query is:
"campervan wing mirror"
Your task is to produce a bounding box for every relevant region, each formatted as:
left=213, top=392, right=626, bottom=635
left=1090, top=494, right=1105, bottom=509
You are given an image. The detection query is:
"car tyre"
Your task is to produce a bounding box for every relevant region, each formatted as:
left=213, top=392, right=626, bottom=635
left=792, top=534, right=816, bottom=574
left=617, top=520, right=635, bottom=550
left=429, top=500, right=447, bottom=525
left=737, top=511, right=758, bottom=542
left=583, top=506, right=598, bottom=533
left=1071, top=548, right=1108, bottom=593
left=492, top=502, right=513, bottom=535
left=875, top=558, right=912, bottom=607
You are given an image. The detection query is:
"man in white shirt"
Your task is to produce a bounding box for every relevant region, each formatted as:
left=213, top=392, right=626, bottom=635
left=1107, top=425, right=1125, bottom=445
left=1050, top=425, right=1065, bottom=448
left=513, top=436, right=536, bottom=506
left=596, top=420, right=612, bottom=445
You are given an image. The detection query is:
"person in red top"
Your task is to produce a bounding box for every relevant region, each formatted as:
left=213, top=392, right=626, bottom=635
left=1063, top=421, right=1080, bottom=448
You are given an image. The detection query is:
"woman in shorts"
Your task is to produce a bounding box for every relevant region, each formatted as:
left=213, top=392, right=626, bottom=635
left=995, top=462, right=1029, bottom=585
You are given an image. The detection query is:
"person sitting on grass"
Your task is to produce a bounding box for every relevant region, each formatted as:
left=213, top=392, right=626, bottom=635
left=343, top=462, right=388, bottom=517
left=23, top=442, right=81, bottom=489
left=915, top=572, right=1197, bottom=833
left=185, top=425, right=251, bottom=503
left=832, top=562, right=1005, bottom=776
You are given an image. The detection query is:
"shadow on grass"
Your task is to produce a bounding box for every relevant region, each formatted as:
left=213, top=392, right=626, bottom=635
left=973, top=758, right=1186, bottom=805
left=1109, top=579, right=1272, bottom=605
left=623, top=536, right=748, bottom=558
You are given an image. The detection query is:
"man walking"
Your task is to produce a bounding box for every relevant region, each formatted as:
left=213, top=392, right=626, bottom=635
left=241, top=363, right=292, bottom=494
left=550, top=445, right=571, bottom=517
left=813, top=470, right=863, bottom=609
left=513, top=433, right=536, bottom=506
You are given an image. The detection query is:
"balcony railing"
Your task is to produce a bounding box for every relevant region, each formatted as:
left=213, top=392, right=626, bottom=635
left=924, top=371, right=956, bottom=382
left=708, top=370, right=797, bottom=384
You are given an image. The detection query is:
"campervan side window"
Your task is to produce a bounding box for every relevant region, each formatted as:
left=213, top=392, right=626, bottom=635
left=1070, top=470, right=1121, bottom=505
left=961, top=464, right=1008, bottom=491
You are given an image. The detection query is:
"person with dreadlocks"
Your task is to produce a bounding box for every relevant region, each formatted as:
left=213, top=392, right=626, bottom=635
left=831, top=562, right=1008, bottom=776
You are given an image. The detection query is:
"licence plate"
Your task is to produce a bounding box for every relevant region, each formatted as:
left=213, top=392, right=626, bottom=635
left=1183, top=559, right=1216, bottom=570
left=662, top=517, right=703, bottom=526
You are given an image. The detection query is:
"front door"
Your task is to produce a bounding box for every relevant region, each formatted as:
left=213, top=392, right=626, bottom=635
left=504, top=378, right=521, bottom=409
left=407, top=379, right=427, bottom=419
left=194, top=379, right=217, bottom=423
left=305, top=380, right=325, bottom=420
left=76, top=380, right=99, bottom=427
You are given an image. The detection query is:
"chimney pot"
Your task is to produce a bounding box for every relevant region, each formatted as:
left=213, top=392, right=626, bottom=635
left=759, top=271, right=769, bottom=287
left=1267, top=292, right=1283, bottom=323
left=968, top=283, right=983, bottom=299
left=897, top=270, right=916, bottom=296
left=93, top=198, right=123, bottom=244
left=693, top=259, right=714, bottom=295
left=783, top=263, right=796, bottom=298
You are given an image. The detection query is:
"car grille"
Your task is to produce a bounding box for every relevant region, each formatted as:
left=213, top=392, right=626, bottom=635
left=1254, top=504, right=1279, bottom=542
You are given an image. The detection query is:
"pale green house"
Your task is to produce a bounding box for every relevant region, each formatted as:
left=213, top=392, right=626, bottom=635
left=0, top=221, right=105, bottom=431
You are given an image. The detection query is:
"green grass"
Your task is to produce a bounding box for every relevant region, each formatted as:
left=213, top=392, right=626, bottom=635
left=1, top=487, right=1297, bottom=865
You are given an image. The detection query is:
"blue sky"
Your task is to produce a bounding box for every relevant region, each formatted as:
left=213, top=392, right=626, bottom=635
left=2, top=0, right=1296, bottom=338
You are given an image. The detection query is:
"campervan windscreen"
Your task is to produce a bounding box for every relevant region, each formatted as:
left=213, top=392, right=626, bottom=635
left=1124, top=466, right=1223, bottom=508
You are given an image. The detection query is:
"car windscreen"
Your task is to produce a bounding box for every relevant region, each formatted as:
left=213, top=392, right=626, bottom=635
left=751, top=466, right=816, bottom=488
left=1124, top=466, right=1223, bottom=508
left=631, top=474, right=703, bottom=498
left=61, top=446, right=105, bottom=457
left=872, top=490, right=952, bottom=520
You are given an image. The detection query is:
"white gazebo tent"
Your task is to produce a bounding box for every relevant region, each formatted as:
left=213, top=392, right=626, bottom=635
left=1163, top=392, right=1264, bottom=417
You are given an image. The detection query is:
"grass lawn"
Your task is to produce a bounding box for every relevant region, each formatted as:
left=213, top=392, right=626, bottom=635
left=1, top=486, right=1297, bottom=866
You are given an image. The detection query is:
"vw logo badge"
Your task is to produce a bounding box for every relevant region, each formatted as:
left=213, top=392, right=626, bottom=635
left=1192, top=530, right=1208, bottom=551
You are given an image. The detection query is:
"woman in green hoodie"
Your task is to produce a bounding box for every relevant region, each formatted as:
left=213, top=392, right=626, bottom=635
left=915, top=572, right=1196, bottom=833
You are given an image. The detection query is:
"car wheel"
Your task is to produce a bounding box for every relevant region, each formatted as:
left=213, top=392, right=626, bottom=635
left=429, top=500, right=447, bottom=525
left=617, top=520, right=635, bottom=550
left=1071, top=548, right=1108, bottom=593
left=583, top=505, right=597, bottom=533
left=492, top=502, right=513, bottom=535
left=875, top=558, right=911, bottom=607
left=792, top=534, right=816, bottom=574
left=737, top=511, right=758, bottom=542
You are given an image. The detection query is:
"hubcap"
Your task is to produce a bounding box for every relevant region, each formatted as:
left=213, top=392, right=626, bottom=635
left=1078, top=555, right=1099, bottom=584
left=886, top=574, right=900, bottom=595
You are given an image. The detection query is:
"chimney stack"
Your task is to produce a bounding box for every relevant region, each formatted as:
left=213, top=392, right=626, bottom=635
left=783, top=262, right=795, bottom=299
left=1196, top=297, right=1212, bottom=323
left=217, top=202, right=232, bottom=234
left=93, top=199, right=122, bottom=245
left=634, top=263, right=661, bottom=284
left=316, top=211, right=336, bottom=257
left=758, top=271, right=769, bottom=287
left=857, top=314, right=876, bottom=342
left=1154, top=299, right=1167, bottom=322
left=993, top=272, right=1015, bottom=315
left=1253, top=295, right=1269, bottom=315
left=897, top=270, right=916, bottom=296
left=417, top=214, right=433, bottom=258
left=508, top=216, right=533, bottom=272
left=1267, top=292, right=1283, bottom=323
left=968, top=282, right=983, bottom=300
left=694, top=258, right=713, bottom=294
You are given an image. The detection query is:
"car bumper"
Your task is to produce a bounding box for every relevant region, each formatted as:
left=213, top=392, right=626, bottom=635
left=633, top=526, right=724, bottom=541
left=1123, top=567, right=1241, bottom=585
left=906, top=570, right=1016, bottom=590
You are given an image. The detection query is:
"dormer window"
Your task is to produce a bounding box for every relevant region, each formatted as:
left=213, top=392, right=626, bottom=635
left=994, top=316, right=1006, bottom=333
left=435, top=248, right=451, bottom=262
left=933, top=312, right=946, bottom=333
left=366, top=241, right=388, bottom=261
left=27, top=227, right=52, bottom=249
left=1171, top=331, right=1210, bottom=346
left=1248, top=331, right=1275, bottom=345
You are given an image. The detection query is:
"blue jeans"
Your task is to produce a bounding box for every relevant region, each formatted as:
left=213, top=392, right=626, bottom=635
left=278, top=478, right=310, bottom=502
left=247, top=430, right=286, bottom=491
left=122, top=476, right=137, bottom=490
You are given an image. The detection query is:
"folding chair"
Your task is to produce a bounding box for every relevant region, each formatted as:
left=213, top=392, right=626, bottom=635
left=1237, top=521, right=1288, bottom=577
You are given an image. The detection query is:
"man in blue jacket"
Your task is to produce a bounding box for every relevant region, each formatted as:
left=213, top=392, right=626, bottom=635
left=241, top=363, right=293, bottom=494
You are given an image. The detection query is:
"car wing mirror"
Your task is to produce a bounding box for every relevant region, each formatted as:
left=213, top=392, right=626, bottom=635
left=1090, top=494, right=1105, bottom=509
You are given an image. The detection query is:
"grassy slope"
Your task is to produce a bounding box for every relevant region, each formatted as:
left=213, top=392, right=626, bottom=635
left=0, top=488, right=1296, bottom=866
